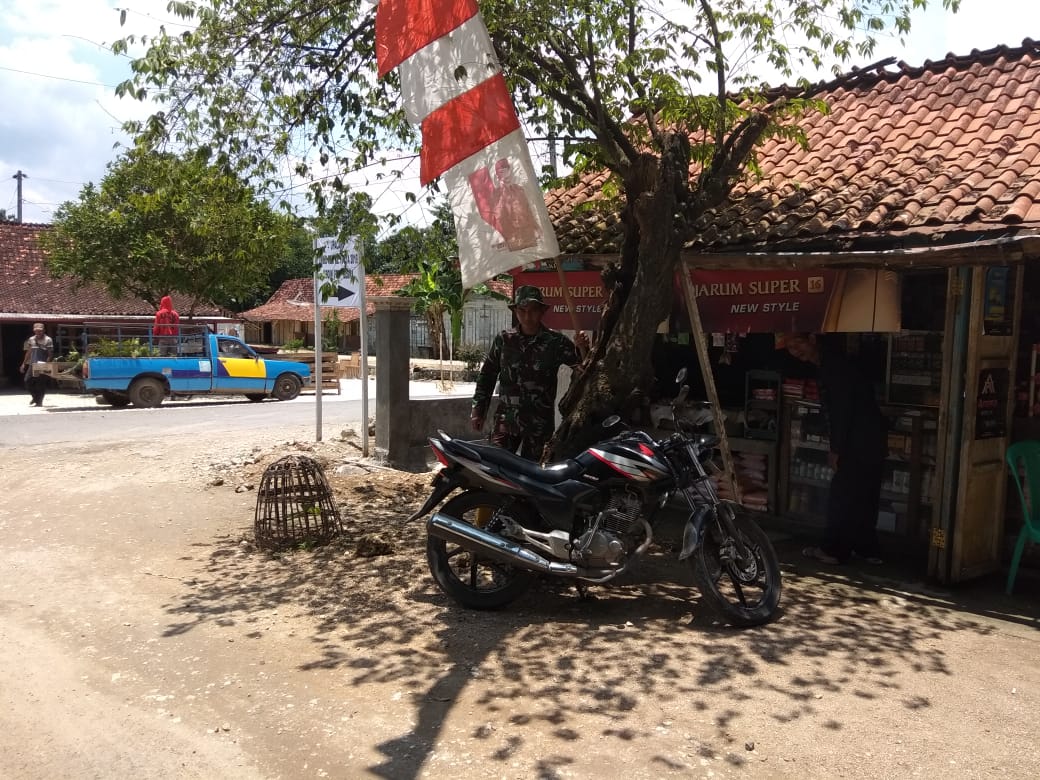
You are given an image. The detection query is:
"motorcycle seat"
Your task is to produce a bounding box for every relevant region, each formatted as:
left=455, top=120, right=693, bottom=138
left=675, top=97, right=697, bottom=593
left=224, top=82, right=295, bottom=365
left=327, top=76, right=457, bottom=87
left=450, top=439, right=583, bottom=484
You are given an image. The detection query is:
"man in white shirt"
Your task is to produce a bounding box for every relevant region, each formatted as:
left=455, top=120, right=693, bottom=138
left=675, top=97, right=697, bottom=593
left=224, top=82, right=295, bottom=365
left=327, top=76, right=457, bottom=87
left=20, top=322, right=54, bottom=407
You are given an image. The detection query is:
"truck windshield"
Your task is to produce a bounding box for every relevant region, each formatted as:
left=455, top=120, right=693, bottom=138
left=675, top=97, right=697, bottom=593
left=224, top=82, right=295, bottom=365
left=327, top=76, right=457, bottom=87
left=217, top=339, right=253, bottom=358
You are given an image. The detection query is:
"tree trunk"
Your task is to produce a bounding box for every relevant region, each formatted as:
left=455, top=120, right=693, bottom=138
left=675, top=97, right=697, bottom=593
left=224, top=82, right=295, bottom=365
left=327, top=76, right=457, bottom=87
left=426, top=306, right=446, bottom=360
left=549, top=133, right=691, bottom=459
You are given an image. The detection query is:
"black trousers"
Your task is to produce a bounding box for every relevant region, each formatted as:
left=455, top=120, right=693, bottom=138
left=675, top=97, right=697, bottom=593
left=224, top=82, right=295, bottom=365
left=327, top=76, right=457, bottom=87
left=822, top=458, right=883, bottom=562
left=24, top=373, right=46, bottom=405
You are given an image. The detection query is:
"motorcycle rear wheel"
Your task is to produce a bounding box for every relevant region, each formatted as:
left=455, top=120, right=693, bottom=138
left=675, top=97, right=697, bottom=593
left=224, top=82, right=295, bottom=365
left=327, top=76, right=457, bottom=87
left=426, top=490, right=537, bottom=610
left=691, top=505, right=782, bottom=627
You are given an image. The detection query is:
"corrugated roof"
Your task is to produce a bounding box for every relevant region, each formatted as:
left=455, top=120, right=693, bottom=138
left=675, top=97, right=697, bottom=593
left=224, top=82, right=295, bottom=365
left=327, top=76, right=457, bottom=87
left=547, top=39, right=1040, bottom=255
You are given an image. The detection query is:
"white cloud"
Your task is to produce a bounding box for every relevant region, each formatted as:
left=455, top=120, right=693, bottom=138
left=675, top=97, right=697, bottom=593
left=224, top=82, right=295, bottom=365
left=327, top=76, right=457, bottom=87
left=0, top=0, right=1034, bottom=226
left=0, top=0, right=173, bottom=223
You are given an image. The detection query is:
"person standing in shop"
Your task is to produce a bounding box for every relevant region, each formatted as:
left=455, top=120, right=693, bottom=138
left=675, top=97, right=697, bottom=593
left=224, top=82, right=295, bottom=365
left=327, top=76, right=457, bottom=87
left=20, top=322, right=54, bottom=407
left=780, top=333, right=886, bottom=565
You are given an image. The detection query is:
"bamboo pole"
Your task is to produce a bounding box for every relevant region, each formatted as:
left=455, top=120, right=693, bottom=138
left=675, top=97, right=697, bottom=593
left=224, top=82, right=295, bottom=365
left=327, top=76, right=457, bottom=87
left=555, top=263, right=588, bottom=357
left=679, top=263, right=742, bottom=504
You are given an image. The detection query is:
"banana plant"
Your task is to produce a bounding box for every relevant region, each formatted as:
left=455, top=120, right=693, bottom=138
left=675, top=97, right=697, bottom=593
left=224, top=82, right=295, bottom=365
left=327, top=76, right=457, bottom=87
left=397, top=258, right=507, bottom=365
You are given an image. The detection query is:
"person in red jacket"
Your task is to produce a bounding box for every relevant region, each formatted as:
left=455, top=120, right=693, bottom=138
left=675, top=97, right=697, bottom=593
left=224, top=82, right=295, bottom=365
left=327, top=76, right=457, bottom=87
left=153, top=295, right=180, bottom=355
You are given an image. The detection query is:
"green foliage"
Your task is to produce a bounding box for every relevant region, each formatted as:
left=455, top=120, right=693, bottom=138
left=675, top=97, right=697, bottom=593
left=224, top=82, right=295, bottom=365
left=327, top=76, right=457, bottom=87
left=282, top=338, right=306, bottom=352
left=112, top=1, right=956, bottom=229
left=369, top=200, right=459, bottom=274
left=89, top=338, right=159, bottom=358
left=321, top=311, right=342, bottom=352
left=110, top=0, right=957, bottom=434
left=42, top=149, right=295, bottom=315
left=397, top=253, right=506, bottom=360
left=456, top=343, right=487, bottom=372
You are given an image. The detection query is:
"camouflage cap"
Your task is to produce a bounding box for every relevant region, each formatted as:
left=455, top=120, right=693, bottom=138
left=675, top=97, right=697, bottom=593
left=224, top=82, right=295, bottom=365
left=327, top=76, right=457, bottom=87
left=510, top=285, right=546, bottom=308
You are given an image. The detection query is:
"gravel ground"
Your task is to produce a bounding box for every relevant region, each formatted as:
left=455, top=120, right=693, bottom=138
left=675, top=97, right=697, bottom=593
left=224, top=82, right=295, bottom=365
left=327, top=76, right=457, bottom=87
left=1, top=399, right=1039, bottom=779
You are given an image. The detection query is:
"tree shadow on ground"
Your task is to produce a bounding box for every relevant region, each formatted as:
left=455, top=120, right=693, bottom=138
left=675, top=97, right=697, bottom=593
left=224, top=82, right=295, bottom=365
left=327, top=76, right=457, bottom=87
left=160, top=487, right=1031, bottom=779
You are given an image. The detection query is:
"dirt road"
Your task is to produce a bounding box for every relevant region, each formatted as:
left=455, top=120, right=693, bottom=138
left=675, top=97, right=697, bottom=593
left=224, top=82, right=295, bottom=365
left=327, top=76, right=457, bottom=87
left=1, top=413, right=1038, bottom=779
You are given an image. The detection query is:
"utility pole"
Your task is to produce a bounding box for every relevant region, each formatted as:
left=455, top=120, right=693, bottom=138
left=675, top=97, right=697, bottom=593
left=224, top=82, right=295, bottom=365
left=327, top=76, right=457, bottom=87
left=12, top=170, right=26, bottom=223
left=547, top=128, right=558, bottom=178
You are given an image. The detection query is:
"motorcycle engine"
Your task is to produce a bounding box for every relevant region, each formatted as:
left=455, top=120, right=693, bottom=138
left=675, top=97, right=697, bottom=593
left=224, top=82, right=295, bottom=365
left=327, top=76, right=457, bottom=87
left=573, top=491, right=645, bottom=567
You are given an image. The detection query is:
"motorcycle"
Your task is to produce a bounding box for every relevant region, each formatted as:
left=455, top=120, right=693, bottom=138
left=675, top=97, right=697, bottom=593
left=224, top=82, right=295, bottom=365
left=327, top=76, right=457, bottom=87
left=408, top=370, right=782, bottom=627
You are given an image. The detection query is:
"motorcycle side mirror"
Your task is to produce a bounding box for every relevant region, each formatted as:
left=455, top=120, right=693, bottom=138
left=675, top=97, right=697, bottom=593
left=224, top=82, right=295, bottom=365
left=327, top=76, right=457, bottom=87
left=602, top=414, right=622, bottom=429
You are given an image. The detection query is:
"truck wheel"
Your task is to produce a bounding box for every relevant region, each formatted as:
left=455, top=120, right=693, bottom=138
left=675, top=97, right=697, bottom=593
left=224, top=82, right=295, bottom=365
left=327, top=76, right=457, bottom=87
left=272, top=374, right=302, bottom=401
left=128, top=377, right=166, bottom=408
left=100, top=391, right=130, bottom=408
left=245, top=393, right=266, bottom=402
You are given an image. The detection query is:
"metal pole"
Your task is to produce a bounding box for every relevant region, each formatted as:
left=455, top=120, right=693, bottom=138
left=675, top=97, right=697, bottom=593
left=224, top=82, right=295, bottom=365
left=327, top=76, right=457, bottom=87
left=359, top=239, right=370, bottom=457
left=313, top=252, right=323, bottom=443
left=12, top=170, right=26, bottom=223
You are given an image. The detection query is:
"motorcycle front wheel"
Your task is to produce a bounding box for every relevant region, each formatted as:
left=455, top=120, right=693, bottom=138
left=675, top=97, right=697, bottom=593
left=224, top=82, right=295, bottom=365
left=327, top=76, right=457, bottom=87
left=426, top=490, right=537, bottom=610
left=690, top=505, right=782, bottom=627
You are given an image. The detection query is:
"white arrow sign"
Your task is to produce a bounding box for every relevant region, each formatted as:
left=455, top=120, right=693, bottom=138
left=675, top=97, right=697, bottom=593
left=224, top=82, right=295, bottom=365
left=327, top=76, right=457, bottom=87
left=316, top=236, right=364, bottom=307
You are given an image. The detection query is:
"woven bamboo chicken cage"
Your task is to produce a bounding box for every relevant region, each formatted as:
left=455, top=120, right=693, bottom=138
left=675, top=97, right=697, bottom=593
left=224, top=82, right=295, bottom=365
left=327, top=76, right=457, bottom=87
left=254, top=455, right=342, bottom=549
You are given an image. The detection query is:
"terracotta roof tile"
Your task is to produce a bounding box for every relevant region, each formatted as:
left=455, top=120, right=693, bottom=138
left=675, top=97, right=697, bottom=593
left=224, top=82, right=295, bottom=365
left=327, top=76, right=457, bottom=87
left=549, top=39, right=1040, bottom=253
left=239, top=273, right=510, bottom=323
left=239, top=275, right=408, bottom=323
left=0, top=223, right=223, bottom=321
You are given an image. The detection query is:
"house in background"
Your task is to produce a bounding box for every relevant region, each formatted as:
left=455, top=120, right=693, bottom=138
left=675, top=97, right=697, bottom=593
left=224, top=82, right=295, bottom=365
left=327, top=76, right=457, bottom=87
left=0, top=222, right=229, bottom=388
left=239, top=275, right=511, bottom=358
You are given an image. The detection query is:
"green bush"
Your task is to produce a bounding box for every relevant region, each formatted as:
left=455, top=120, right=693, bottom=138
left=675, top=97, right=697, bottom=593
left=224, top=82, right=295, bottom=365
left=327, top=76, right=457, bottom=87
left=90, top=338, right=159, bottom=358
left=321, top=312, right=342, bottom=353
left=282, top=337, right=306, bottom=351
left=456, top=343, right=486, bottom=371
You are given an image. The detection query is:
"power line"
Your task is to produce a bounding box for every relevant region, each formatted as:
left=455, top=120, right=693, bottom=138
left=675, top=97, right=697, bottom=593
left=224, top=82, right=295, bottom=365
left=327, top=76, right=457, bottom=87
left=30, top=176, right=84, bottom=186
left=0, top=64, right=120, bottom=89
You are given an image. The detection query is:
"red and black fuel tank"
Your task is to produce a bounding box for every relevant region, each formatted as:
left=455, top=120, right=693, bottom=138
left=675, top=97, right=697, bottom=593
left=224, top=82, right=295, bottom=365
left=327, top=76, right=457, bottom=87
left=574, top=430, right=671, bottom=484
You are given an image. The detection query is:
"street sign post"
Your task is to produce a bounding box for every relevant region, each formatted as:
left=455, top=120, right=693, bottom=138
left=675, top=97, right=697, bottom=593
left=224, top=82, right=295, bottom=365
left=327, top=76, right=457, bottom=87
left=313, top=236, right=368, bottom=454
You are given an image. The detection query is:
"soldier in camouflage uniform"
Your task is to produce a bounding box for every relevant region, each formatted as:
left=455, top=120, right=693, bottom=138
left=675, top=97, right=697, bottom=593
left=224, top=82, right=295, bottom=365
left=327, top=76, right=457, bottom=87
left=470, top=285, right=588, bottom=459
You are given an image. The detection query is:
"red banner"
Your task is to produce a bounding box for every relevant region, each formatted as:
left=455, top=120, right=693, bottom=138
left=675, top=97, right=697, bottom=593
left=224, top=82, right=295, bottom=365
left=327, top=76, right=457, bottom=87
left=689, top=268, right=900, bottom=333
left=512, top=271, right=607, bottom=330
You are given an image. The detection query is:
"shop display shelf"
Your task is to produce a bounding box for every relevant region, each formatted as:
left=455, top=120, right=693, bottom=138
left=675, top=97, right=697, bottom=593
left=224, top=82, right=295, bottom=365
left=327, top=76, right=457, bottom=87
left=747, top=399, right=779, bottom=410
left=791, top=476, right=830, bottom=489
left=795, top=440, right=829, bottom=452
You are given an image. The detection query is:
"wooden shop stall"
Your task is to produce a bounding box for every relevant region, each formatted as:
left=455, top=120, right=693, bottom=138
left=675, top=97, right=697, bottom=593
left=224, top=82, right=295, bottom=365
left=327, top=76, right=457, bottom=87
left=518, top=236, right=1039, bottom=584
left=676, top=240, right=1035, bottom=585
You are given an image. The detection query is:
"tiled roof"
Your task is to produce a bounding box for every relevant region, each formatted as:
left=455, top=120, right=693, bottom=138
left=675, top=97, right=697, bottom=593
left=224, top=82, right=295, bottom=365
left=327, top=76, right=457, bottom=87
left=0, top=222, right=224, bottom=320
left=240, top=274, right=416, bottom=323
left=547, top=39, right=1040, bottom=255
left=240, top=274, right=513, bottom=322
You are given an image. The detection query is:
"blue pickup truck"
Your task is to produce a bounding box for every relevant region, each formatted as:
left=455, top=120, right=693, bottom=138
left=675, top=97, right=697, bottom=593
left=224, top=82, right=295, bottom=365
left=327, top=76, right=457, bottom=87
left=81, top=324, right=312, bottom=408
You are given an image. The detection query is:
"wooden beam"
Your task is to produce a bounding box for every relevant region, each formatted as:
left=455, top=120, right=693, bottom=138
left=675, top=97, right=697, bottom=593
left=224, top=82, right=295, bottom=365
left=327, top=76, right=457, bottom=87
left=678, top=264, right=742, bottom=504
left=559, top=235, right=1040, bottom=272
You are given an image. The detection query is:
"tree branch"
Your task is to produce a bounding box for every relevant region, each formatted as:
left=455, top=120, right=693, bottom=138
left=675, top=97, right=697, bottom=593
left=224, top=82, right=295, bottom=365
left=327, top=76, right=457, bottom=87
left=698, top=0, right=728, bottom=152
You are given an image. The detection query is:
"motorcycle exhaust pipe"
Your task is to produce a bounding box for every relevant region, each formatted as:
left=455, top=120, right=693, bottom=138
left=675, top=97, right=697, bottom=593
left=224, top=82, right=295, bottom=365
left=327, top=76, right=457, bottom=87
left=427, top=512, right=581, bottom=577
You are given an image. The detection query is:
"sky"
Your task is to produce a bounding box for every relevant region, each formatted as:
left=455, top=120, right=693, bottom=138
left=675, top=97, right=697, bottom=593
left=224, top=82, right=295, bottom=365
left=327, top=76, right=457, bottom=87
left=1, top=0, right=1038, bottom=230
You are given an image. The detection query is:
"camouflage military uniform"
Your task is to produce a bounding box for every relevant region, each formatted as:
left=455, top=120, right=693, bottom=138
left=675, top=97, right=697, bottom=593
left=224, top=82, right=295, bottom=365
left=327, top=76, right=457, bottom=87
left=472, top=326, right=580, bottom=459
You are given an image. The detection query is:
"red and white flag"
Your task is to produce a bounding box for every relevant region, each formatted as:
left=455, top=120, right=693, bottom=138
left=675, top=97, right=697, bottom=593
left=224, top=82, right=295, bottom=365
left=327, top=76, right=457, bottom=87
left=376, top=0, right=560, bottom=289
